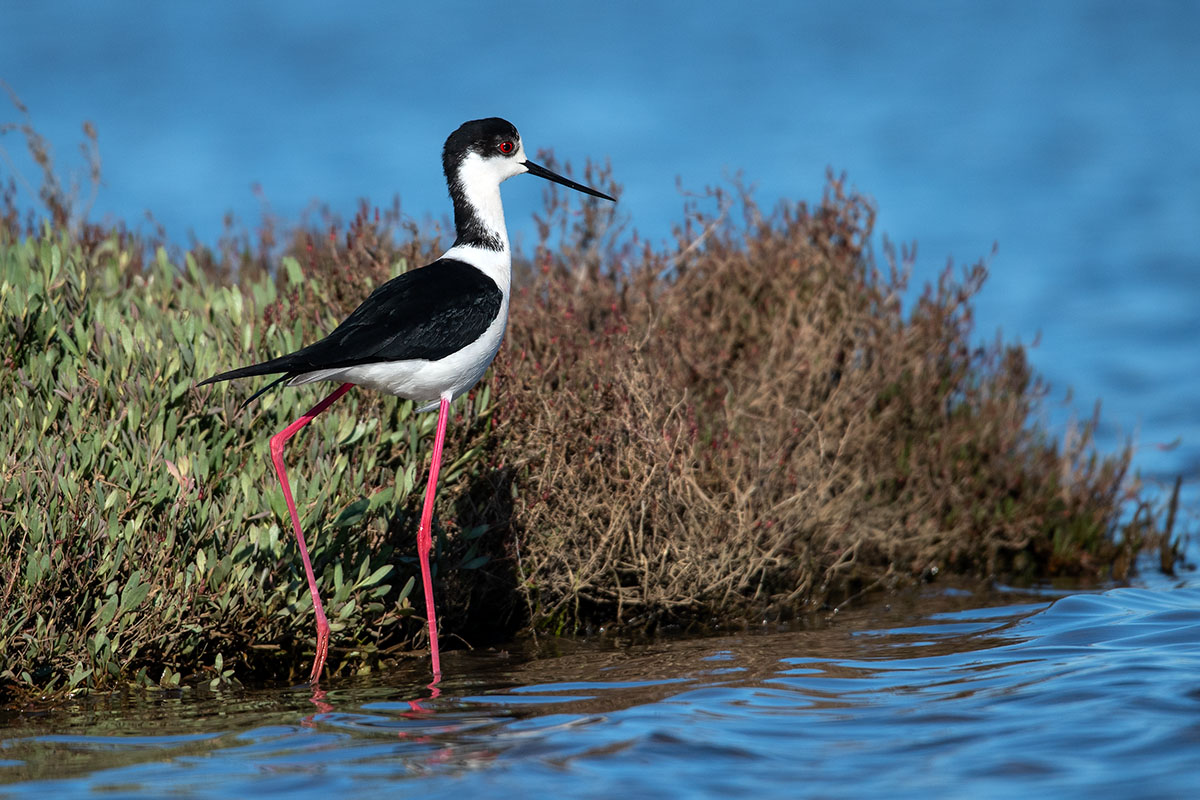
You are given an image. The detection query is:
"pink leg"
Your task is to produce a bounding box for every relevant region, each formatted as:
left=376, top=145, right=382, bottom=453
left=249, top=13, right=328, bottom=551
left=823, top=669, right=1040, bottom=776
left=269, top=381, right=354, bottom=685
left=416, top=396, right=451, bottom=679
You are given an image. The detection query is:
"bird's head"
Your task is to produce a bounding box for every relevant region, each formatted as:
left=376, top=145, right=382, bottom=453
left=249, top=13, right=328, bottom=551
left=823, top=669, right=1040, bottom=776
left=443, top=117, right=615, bottom=201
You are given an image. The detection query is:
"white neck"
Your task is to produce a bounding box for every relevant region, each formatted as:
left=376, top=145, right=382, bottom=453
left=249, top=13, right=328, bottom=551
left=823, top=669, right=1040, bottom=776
left=452, top=152, right=511, bottom=252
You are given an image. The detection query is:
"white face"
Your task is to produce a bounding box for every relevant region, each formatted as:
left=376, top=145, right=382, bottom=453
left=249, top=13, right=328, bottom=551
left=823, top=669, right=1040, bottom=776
left=512, top=142, right=529, bottom=175
left=477, top=131, right=527, bottom=179
left=484, top=137, right=527, bottom=183
left=457, top=144, right=525, bottom=194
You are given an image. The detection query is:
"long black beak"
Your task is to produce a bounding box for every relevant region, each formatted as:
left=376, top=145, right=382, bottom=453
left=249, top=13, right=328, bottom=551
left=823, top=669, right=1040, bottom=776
left=523, top=159, right=616, bottom=201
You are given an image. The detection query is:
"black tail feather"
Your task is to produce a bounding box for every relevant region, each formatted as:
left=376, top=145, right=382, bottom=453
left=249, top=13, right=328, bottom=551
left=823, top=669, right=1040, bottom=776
left=197, top=357, right=296, bottom=410
left=197, top=354, right=296, bottom=387
left=238, top=373, right=291, bottom=410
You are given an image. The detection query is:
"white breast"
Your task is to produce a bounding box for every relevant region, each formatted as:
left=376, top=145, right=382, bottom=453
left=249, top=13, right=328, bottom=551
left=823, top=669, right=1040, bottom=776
left=288, top=243, right=511, bottom=410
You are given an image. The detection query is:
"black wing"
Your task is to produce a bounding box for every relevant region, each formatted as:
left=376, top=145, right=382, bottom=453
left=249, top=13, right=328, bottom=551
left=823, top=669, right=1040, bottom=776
left=199, top=258, right=503, bottom=386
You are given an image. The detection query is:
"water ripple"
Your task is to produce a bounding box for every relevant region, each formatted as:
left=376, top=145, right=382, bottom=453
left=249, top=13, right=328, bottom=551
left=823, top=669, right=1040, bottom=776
left=2, top=587, right=1198, bottom=798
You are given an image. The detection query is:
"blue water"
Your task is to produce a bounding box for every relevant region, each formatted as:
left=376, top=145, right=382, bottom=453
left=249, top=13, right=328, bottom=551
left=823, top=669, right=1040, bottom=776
left=2, top=2, right=1198, bottom=795
left=2, top=1, right=1197, bottom=485
left=4, top=1, right=1195, bottom=489
left=2, top=586, right=1199, bottom=798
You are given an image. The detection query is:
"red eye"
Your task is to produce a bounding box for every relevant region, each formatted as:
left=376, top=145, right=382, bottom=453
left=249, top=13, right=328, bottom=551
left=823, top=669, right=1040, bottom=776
left=498, top=140, right=515, bottom=154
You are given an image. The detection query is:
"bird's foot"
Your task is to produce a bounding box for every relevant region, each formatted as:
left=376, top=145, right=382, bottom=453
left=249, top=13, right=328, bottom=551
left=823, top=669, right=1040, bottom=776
left=309, top=619, right=330, bottom=685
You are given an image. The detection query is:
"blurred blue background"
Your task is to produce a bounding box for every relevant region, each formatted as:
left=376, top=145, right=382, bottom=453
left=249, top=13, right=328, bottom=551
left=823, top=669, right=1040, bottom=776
left=2, top=0, right=1197, bottom=501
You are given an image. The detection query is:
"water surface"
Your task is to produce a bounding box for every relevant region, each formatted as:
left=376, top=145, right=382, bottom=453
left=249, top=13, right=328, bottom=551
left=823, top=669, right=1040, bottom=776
left=4, top=584, right=1198, bottom=798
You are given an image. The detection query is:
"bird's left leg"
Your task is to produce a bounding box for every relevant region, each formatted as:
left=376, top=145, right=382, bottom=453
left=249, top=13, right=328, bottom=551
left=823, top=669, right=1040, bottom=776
left=268, top=381, right=354, bottom=684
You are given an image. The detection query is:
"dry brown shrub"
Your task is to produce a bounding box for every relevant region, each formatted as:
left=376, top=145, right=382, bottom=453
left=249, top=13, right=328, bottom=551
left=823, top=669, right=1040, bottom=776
left=8, top=95, right=1170, bottom=658
left=493, top=170, right=1162, bottom=633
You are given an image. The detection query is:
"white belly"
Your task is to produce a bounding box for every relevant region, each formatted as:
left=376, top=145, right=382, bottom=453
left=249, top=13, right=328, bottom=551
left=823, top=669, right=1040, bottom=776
left=288, top=295, right=508, bottom=411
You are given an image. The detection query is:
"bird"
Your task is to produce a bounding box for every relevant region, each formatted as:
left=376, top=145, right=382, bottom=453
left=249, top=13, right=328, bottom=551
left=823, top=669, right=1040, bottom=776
left=199, top=118, right=615, bottom=684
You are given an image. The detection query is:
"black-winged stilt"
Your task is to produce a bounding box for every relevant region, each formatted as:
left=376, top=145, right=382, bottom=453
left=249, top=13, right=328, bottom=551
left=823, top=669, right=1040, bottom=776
left=200, top=118, right=614, bottom=684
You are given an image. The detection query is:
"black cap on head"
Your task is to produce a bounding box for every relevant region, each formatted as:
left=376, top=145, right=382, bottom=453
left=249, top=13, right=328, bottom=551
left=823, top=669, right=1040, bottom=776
left=443, top=117, right=520, bottom=176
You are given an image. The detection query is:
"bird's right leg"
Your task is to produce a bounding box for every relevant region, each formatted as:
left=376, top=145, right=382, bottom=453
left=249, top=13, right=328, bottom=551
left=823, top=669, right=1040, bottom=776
left=268, top=381, right=354, bottom=685
left=415, top=395, right=451, bottom=680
